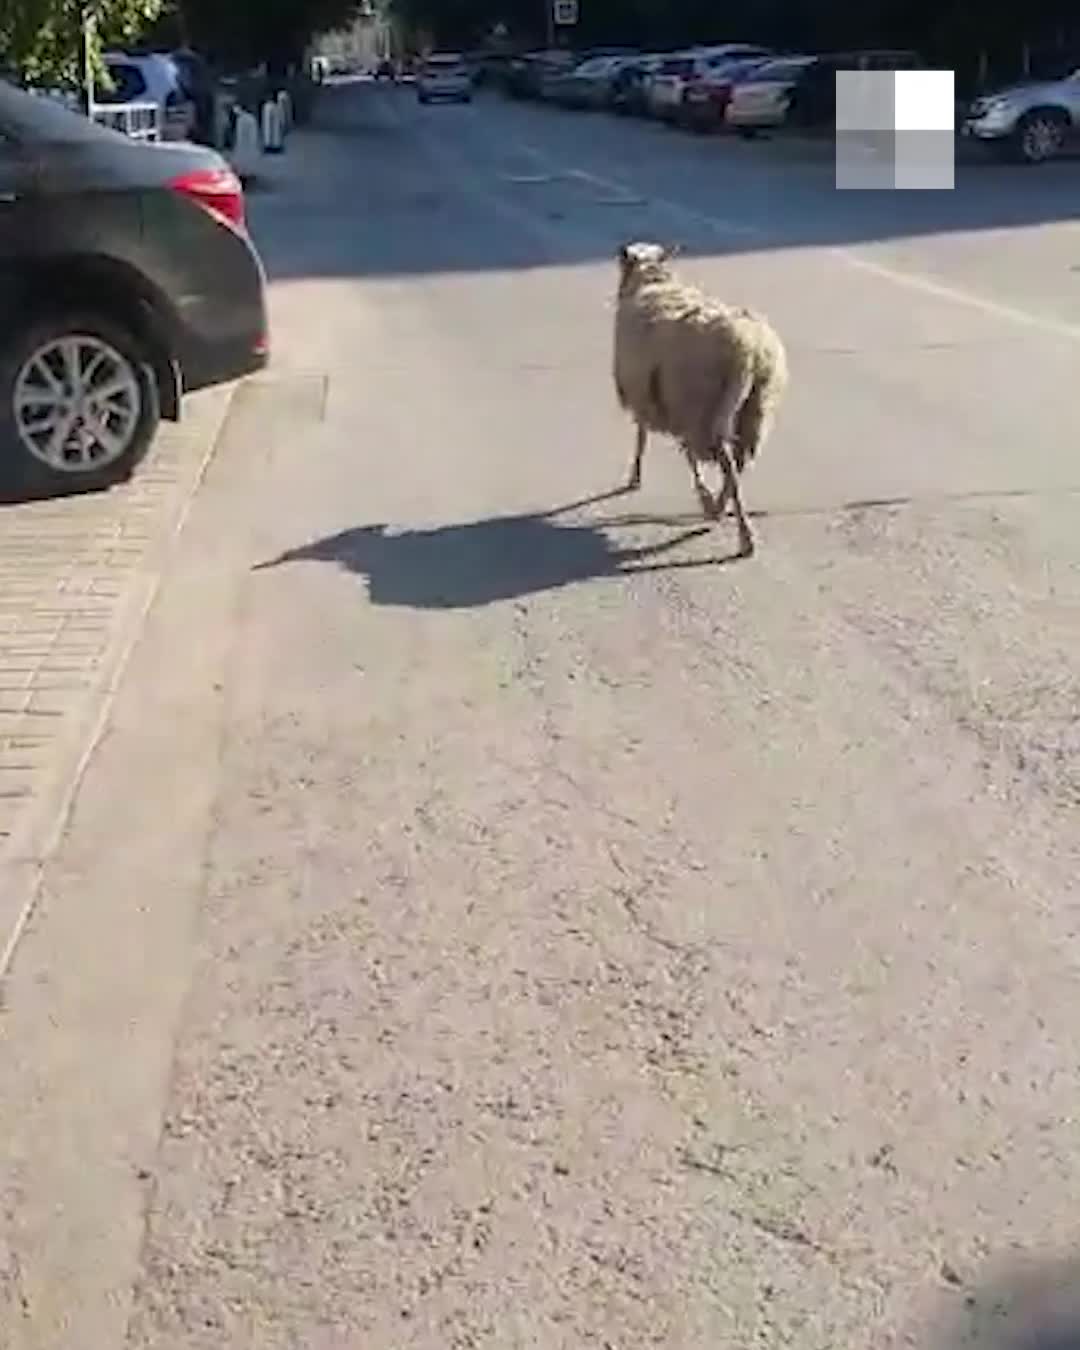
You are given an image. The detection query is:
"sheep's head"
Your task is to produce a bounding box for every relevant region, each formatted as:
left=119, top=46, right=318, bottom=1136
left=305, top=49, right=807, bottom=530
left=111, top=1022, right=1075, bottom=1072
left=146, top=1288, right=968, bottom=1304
left=617, top=241, right=678, bottom=293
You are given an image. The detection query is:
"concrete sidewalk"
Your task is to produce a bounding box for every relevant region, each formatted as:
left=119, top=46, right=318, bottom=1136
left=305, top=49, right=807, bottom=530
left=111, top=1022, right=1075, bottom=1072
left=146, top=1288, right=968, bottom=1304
left=0, top=387, right=234, bottom=973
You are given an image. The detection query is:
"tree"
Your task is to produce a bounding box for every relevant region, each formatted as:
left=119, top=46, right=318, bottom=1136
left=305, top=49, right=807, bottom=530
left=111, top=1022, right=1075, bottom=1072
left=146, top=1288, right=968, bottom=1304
left=385, top=0, right=1078, bottom=72
left=1, top=0, right=164, bottom=86
left=175, top=0, right=367, bottom=71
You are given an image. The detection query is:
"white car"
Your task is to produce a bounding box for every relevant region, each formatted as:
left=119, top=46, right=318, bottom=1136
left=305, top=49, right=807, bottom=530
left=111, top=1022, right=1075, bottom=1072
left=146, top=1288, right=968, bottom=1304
left=417, top=53, right=473, bottom=104
left=647, top=44, right=770, bottom=119
left=98, top=52, right=197, bottom=141
left=723, top=55, right=816, bottom=132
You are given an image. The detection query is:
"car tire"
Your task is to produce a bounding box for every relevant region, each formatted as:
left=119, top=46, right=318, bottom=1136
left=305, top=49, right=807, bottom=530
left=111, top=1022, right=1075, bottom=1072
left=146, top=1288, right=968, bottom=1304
left=0, top=312, right=160, bottom=502
left=1011, top=108, right=1067, bottom=163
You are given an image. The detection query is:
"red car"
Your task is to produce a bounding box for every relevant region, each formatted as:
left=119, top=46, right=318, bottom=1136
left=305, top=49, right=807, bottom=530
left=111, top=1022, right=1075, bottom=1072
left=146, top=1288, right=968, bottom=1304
left=678, top=55, right=772, bottom=132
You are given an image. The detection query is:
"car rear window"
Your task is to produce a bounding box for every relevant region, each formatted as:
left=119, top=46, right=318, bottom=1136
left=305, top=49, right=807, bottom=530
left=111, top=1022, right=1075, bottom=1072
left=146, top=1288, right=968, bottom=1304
left=710, top=57, right=768, bottom=82
left=659, top=58, right=694, bottom=77
left=0, top=78, right=124, bottom=143
left=96, top=61, right=148, bottom=104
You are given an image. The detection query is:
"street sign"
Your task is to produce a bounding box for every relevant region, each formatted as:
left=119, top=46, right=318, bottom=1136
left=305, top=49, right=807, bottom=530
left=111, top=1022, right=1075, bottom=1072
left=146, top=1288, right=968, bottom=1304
left=553, top=0, right=578, bottom=25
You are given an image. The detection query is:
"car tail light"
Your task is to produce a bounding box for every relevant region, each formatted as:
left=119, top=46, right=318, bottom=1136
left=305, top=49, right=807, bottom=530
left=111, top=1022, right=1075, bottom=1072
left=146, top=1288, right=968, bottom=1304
left=169, top=166, right=247, bottom=233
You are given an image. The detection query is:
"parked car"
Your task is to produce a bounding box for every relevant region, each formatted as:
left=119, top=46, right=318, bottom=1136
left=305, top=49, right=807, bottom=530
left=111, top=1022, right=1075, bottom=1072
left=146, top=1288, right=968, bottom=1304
left=725, top=50, right=922, bottom=135
left=610, top=54, right=666, bottom=115
left=646, top=52, right=698, bottom=119
left=962, top=56, right=1080, bottom=162
left=546, top=54, right=629, bottom=109
left=479, top=53, right=515, bottom=90
left=503, top=53, right=535, bottom=98
left=534, top=50, right=582, bottom=100
left=678, top=54, right=774, bottom=132
left=504, top=50, right=568, bottom=100
left=0, top=78, right=268, bottom=498
left=98, top=51, right=197, bottom=141
left=648, top=45, right=772, bottom=120
left=167, top=47, right=218, bottom=145
left=417, top=53, right=473, bottom=104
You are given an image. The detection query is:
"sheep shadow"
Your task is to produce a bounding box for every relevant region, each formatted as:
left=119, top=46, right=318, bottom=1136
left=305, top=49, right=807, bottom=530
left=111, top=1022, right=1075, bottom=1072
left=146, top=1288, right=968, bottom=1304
left=254, top=496, right=741, bottom=609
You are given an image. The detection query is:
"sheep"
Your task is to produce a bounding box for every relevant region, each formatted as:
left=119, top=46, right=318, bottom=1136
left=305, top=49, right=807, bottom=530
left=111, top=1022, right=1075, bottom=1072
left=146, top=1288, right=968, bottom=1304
left=612, top=240, right=788, bottom=557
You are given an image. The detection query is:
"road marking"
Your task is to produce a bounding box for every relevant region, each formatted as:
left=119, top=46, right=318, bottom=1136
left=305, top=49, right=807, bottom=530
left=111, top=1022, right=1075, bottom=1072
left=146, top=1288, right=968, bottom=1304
left=829, top=252, right=1080, bottom=344
left=510, top=136, right=1080, bottom=343
left=517, top=142, right=763, bottom=237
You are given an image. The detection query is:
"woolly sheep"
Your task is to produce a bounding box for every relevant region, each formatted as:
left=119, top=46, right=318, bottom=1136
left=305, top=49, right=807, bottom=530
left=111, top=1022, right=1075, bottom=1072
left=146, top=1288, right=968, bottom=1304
left=612, top=241, right=788, bottom=557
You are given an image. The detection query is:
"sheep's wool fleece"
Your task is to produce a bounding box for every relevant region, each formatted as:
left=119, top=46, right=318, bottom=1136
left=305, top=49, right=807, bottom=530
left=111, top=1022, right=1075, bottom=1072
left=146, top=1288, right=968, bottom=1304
left=614, top=272, right=787, bottom=443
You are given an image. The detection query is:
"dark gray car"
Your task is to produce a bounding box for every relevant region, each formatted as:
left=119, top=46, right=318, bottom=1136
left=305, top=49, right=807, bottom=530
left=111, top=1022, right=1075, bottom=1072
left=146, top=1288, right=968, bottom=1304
left=0, top=80, right=268, bottom=498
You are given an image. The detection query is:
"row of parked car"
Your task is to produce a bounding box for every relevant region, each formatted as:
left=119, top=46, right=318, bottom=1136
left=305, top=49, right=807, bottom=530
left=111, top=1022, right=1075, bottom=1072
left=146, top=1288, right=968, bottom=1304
left=496, top=42, right=1080, bottom=164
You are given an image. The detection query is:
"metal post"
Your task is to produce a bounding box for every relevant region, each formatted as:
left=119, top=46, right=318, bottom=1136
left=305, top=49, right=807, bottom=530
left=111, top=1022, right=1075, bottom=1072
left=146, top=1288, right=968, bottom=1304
left=545, top=0, right=554, bottom=51
left=80, top=3, right=97, bottom=115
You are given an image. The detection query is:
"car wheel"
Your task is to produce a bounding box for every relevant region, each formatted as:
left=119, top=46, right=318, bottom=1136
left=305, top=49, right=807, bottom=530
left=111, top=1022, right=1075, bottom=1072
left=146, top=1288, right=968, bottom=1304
left=0, top=313, right=160, bottom=500
left=1012, top=109, right=1067, bottom=163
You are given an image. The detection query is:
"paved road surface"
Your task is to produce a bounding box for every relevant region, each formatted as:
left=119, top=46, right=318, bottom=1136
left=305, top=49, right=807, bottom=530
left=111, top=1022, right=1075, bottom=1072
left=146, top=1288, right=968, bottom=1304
left=2, top=83, right=1079, bottom=1350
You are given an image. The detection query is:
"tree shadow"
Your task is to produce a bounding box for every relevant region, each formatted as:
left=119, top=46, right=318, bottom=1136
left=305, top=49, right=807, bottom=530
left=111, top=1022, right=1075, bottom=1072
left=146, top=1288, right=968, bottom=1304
left=249, top=82, right=1080, bottom=287
left=254, top=499, right=742, bottom=609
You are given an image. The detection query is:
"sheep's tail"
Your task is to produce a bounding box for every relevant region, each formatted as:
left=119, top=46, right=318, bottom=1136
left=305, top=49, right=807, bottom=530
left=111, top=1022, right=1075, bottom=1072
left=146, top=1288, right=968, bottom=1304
left=733, top=369, right=783, bottom=473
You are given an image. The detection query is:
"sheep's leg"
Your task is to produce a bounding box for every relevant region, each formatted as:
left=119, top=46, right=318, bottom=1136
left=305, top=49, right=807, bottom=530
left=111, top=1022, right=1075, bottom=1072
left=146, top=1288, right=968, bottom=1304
left=715, top=441, right=755, bottom=556
left=627, top=421, right=646, bottom=491
left=708, top=369, right=755, bottom=513
left=683, top=445, right=720, bottom=520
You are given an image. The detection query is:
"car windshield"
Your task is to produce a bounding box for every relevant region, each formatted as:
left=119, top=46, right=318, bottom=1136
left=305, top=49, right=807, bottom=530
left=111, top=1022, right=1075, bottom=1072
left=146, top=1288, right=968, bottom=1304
left=659, top=58, right=694, bottom=77
left=1028, top=54, right=1080, bottom=80
left=753, top=58, right=812, bottom=80
left=94, top=61, right=149, bottom=104
left=426, top=56, right=463, bottom=69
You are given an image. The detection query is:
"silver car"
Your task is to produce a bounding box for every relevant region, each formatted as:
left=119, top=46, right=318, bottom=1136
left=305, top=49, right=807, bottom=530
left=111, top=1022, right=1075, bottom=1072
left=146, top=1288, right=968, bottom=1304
left=963, top=61, right=1080, bottom=162
left=417, top=53, right=472, bottom=104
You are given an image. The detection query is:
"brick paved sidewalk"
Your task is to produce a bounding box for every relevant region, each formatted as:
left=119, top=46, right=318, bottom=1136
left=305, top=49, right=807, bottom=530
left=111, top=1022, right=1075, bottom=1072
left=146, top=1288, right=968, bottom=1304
left=0, top=386, right=234, bottom=954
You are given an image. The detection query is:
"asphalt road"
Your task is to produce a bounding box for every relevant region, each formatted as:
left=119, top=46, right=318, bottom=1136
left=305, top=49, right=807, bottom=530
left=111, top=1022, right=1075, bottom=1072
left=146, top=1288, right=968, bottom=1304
left=2, top=81, right=1079, bottom=1350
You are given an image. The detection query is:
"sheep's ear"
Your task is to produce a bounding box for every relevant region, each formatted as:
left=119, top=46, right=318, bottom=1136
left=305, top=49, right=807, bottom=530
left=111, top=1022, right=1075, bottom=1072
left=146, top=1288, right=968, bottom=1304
left=618, top=243, right=633, bottom=265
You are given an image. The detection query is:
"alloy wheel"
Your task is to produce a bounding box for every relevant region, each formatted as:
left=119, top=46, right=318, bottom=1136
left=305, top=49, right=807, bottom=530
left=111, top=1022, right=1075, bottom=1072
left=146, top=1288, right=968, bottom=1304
left=13, top=334, right=142, bottom=474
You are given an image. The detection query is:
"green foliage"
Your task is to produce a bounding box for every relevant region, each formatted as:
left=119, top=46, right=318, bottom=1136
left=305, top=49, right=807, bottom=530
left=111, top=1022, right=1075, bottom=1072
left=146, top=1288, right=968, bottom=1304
left=1, top=0, right=164, bottom=86
left=0, top=0, right=368, bottom=84
left=178, top=0, right=366, bottom=67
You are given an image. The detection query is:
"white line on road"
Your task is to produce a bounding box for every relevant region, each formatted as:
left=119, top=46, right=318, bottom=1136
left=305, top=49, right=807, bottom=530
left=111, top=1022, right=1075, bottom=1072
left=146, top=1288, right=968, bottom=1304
left=829, top=252, right=1080, bottom=344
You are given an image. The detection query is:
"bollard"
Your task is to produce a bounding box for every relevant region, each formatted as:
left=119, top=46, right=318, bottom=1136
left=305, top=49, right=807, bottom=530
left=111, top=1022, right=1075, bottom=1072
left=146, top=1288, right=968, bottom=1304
left=212, top=95, right=232, bottom=151
left=277, top=90, right=292, bottom=132
left=231, top=108, right=260, bottom=180
left=261, top=98, right=284, bottom=154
